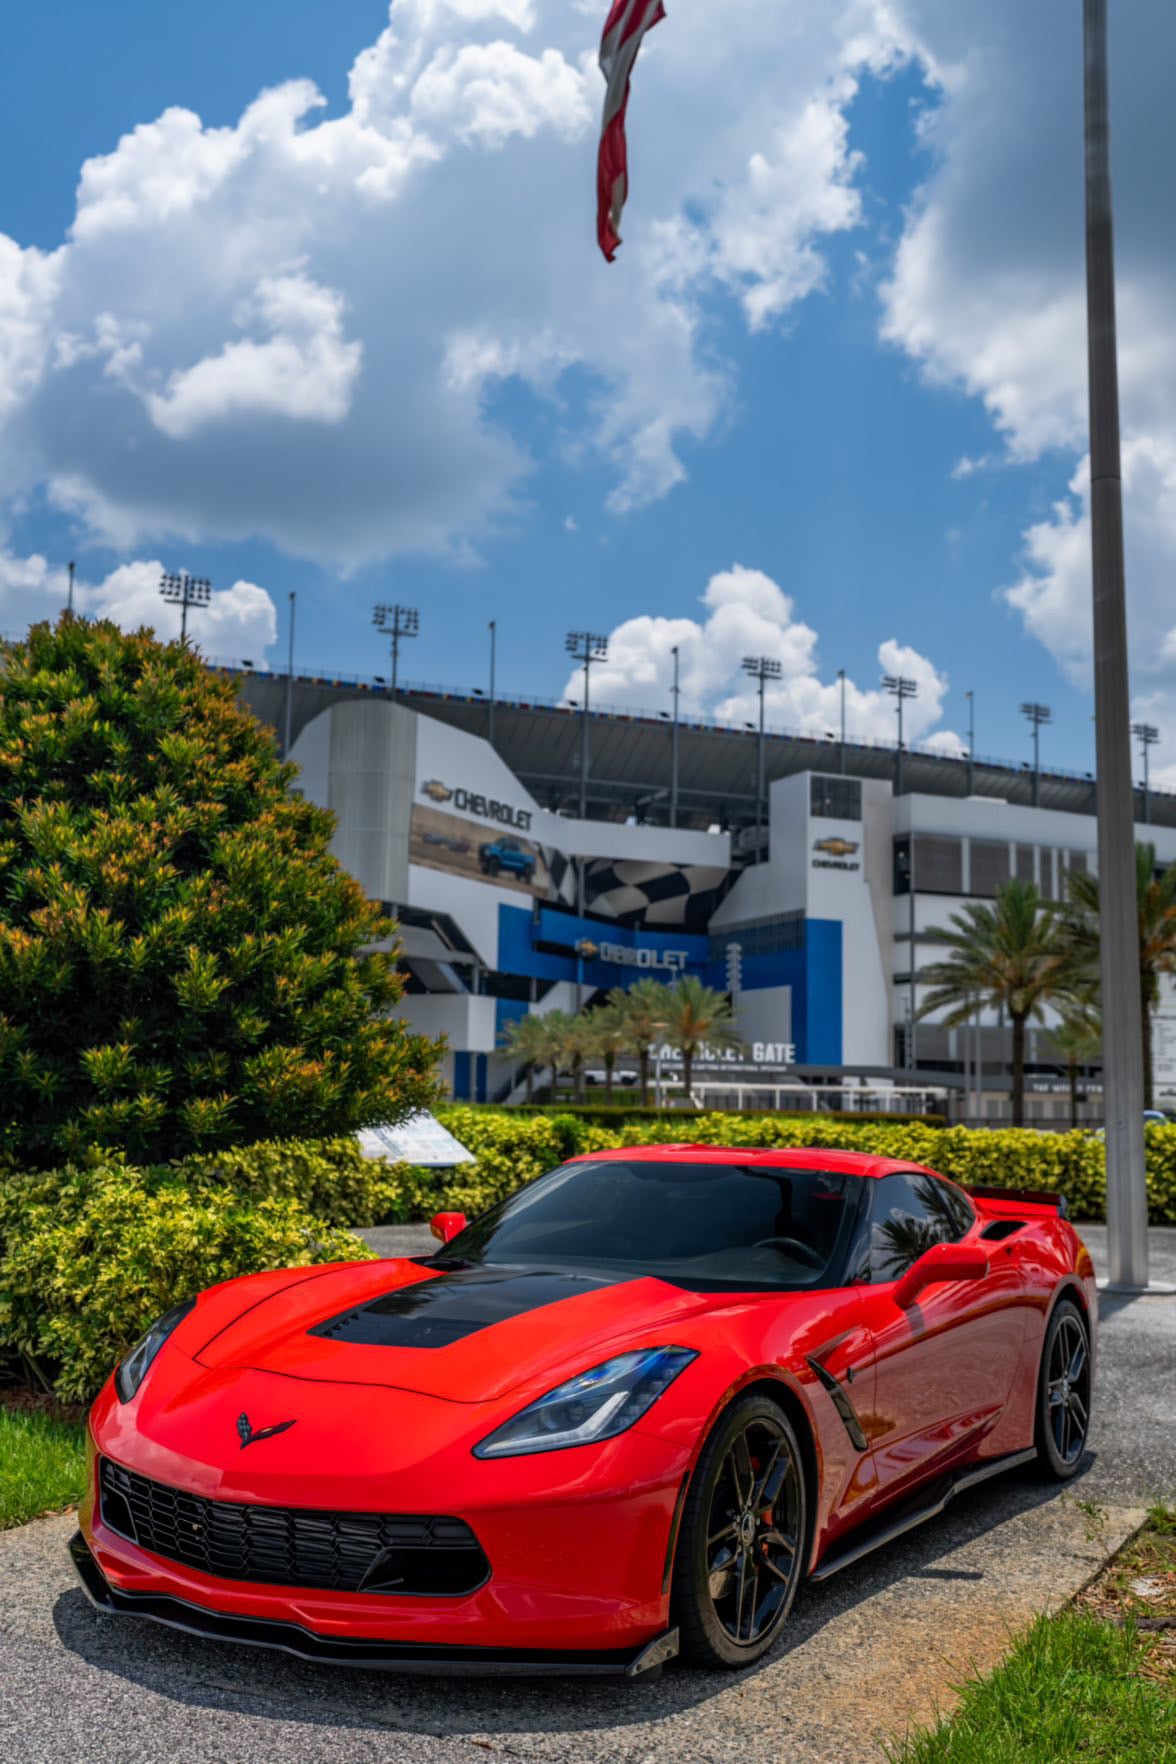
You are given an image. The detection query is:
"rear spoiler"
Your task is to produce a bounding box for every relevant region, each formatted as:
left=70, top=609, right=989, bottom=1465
left=964, top=1184, right=1069, bottom=1220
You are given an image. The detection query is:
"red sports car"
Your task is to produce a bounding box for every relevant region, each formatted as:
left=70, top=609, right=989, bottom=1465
left=71, top=1147, right=1096, bottom=1677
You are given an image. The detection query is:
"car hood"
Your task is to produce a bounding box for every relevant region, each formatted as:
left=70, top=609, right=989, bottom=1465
left=190, top=1258, right=713, bottom=1403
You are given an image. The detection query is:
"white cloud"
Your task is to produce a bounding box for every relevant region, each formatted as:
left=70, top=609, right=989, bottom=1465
left=410, top=41, right=591, bottom=146
left=0, top=0, right=916, bottom=569
left=146, top=273, right=362, bottom=439
left=561, top=562, right=960, bottom=750
left=879, top=2, right=1176, bottom=781
left=0, top=550, right=277, bottom=661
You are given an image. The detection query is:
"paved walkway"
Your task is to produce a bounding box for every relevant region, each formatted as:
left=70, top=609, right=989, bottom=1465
left=0, top=1497, right=1147, bottom=1764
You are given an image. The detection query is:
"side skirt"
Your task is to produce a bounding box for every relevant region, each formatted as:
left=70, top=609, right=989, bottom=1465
left=810, top=1447, right=1039, bottom=1583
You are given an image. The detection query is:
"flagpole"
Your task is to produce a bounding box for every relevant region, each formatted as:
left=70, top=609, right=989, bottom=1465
left=1083, top=0, right=1148, bottom=1289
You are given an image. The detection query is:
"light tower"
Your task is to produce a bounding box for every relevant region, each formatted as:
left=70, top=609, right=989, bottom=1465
left=883, top=675, right=918, bottom=796
left=565, top=631, right=609, bottom=819
left=1020, top=701, right=1052, bottom=807
left=1132, top=722, right=1160, bottom=825
left=159, top=571, right=211, bottom=644
left=372, top=603, right=419, bottom=694
left=742, top=655, right=782, bottom=855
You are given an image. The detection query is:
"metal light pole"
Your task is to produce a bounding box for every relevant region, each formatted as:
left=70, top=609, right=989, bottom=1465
left=743, top=655, right=782, bottom=858
left=670, top=644, right=681, bottom=828
left=883, top=675, right=918, bottom=796
left=160, top=571, right=211, bottom=644
left=372, top=603, right=419, bottom=694
left=838, top=668, right=847, bottom=775
left=1084, top=0, right=1148, bottom=1289
left=1132, top=722, right=1159, bottom=824
left=284, top=592, right=296, bottom=757
left=488, top=620, right=497, bottom=748
left=965, top=690, right=975, bottom=797
left=1021, top=702, right=1053, bottom=807
left=566, top=631, right=608, bottom=818
left=67, top=561, right=76, bottom=616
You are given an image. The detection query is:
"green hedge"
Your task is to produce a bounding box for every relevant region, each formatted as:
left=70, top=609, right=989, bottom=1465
left=5, top=1115, right=1174, bottom=1401
left=0, top=1161, right=373, bottom=1401
left=425, top=1109, right=1176, bottom=1226
left=173, top=1137, right=404, bottom=1227
left=501, top=1103, right=947, bottom=1128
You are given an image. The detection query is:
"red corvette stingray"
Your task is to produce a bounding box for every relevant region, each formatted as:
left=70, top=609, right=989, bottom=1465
left=71, top=1147, right=1096, bottom=1676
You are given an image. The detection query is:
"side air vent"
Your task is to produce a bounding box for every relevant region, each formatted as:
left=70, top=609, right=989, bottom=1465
left=980, top=1219, right=1026, bottom=1242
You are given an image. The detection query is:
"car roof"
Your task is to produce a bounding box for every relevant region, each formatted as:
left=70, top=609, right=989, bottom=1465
left=575, top=1144, right=936, bottom=1180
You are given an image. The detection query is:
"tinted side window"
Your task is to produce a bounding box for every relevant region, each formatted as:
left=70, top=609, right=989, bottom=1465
left=867, top=1173, right=973, bottom=1282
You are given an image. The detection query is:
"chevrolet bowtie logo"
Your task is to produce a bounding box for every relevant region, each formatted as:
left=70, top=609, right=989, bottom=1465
left=237, top=1412, right=297, bottom=1451
left=576, top=939, right=600, bottom=960
left=814, top=837, right=859, bottom=858
left=421, top=780, right=453, bottom=802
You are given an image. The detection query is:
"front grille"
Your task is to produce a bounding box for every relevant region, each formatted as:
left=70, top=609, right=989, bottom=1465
left=99, top=1458, right=489, bottom=1597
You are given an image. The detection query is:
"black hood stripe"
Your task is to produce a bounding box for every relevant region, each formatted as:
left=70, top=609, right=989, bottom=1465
left=309, top=1267, right=627, bottom=1350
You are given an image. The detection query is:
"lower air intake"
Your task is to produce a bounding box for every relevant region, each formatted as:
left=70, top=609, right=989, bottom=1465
left=99, top=1458, right=489, bottom=1597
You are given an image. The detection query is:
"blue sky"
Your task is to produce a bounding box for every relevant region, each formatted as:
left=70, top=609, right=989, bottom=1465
left=1, top=1, right=1171, bottom=783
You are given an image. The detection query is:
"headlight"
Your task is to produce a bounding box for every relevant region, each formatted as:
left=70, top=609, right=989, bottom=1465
left=473, top=1346, right=697, bottom=1459
left=115, top=1299, right=196, bottom=1403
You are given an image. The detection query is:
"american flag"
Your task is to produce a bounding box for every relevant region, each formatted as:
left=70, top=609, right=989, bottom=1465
left=597, top=1, right=665, bottom=262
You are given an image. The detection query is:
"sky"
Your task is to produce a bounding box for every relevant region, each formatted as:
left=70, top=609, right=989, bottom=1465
left=1, top=0, right=1174, bottom=784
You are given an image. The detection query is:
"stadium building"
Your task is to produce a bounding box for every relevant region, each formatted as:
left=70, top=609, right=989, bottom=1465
left=234, top=667, right=1176, bottom=1123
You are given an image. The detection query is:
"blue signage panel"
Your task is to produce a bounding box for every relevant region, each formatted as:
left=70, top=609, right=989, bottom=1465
left=496, top=905, right=841, bottom=1064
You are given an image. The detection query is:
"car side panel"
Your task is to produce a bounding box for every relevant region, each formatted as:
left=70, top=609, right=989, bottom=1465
left=861, top=1216, right=1036, bottom=1498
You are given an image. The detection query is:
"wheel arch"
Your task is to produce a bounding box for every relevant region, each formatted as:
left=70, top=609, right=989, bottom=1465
left=664, top=1370, right=822, bottom=1594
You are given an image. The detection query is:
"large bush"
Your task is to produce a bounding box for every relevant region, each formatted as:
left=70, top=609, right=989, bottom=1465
left=0, top=617, right=441, bottom=1166
left=0, top=1162, right=373, bottom=1401
left=175, top=1137, right=406, bottom=1227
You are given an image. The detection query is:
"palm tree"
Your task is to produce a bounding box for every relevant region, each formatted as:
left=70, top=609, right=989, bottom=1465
left=1047, top=1004, right=1101, bottom=1131
left=918, top=880, right=1064, bottom=1128
left=585, top=1002, right=629, bottom=1103
left=1059, top=843, right=1176, bottom=1112
left=609, top=980, right=671, bottom=1106
left=538, top=1009, right=581, bottom=1103
left=562, top=1013, right=598, bottom=1105
left=499, top=1013, right=556, bottom=1103
left=658, top=976, right=743, bottom=1101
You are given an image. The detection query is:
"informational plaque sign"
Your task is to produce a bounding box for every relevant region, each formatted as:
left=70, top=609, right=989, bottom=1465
left=357, top=1110, right=475, bottom=1168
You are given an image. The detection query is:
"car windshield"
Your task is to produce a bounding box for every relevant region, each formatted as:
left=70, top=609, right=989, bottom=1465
left=434, top=1160, right=866, bottom=1291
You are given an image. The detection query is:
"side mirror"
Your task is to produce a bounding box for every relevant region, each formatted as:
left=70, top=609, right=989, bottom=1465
left=430, top=1211, right=468, bottom=1246
left=894, top=1241, right=988, bottom=1309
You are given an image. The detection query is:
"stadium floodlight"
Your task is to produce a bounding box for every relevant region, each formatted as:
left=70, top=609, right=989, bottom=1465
left=669, top=644, right=682, bottom=828
left=883, top=675, right=918, bottom=796
left=566, top=631, right=609, bottom=661
left=1020, top=702, right=1053, bottom=807
left=372, top=604, right=419, bottom=694
left=565, top=633, right=609, bottom=821
left=159, top=571, right=212, bottom=644
left=1132, top=722, right=1161, bottom=825
left=742, top=657, right=783, bottom=856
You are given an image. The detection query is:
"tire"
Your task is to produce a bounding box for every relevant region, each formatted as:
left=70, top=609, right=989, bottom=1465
left=1034, top=1297, right=1092, bottom=1480
left=671, top=1394, right=807, bottom=1669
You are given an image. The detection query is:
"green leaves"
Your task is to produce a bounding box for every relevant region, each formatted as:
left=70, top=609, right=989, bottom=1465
left=0, top=616, right=441, bottom=1165
left=0, top=1158, right=375, bottom=1401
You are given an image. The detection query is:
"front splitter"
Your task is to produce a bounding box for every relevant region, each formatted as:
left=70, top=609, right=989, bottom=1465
left=68, top=1532, right=678, bottom=1679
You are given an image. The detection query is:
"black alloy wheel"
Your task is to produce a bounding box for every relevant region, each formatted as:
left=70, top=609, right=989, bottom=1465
left=1036, top=1298, right=1092, bottom=1479
left=672, top=1394, right=806, bottom=1668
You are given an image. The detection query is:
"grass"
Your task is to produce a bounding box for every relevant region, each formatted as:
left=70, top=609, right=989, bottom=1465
left=887, top=1508, right=1176, bottom=1764
left=0, top=1402, right=87, bottom=1530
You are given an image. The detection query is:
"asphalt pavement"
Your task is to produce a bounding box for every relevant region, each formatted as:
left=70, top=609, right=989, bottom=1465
left=0, top=1224, right=1170, bottom=1764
